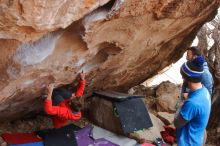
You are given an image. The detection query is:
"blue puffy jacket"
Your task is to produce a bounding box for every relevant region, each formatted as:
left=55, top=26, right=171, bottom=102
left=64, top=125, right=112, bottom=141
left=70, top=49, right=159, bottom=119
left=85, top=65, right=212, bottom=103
left=201, top=62, right=213, bottom=95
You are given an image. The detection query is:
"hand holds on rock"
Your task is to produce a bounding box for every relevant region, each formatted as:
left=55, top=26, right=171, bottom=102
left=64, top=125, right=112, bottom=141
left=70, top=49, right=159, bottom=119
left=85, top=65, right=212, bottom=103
left=79, top=72, right=85, bottom=81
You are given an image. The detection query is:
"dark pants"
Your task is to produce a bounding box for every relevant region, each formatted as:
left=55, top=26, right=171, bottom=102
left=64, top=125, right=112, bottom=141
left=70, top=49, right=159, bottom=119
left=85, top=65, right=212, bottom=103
left=52, top=88, right=72, bottom=105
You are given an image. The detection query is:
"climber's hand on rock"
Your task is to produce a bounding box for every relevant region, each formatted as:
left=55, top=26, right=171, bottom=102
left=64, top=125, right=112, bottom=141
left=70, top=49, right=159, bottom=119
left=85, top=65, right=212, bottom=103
left=79, top=72, right=85, bottom=80
left=70, top=93, right=76, bottom=100
left=47, top=84, right=54, bottom=95
left=41, top=94, right=47, bottom=100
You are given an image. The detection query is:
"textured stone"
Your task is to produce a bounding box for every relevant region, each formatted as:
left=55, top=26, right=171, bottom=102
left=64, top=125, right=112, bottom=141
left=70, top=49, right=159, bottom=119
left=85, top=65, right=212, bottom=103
left=0, top=0, right=110, bottom=42
left=157, top=112, right=174, bottom=125
left=0, top=136, right=5, bottom=145
left=130, top=113, right=164, bottom=142
left=0, top=0, right=219, bottom=121
left=128, top=85, right=156, bottom=97
left=156, top=81, right=179, bottom=113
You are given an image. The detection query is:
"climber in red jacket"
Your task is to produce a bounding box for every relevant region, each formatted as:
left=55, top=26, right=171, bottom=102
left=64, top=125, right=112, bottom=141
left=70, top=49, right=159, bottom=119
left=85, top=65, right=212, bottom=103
left=44, top=73, right=86, bottom=128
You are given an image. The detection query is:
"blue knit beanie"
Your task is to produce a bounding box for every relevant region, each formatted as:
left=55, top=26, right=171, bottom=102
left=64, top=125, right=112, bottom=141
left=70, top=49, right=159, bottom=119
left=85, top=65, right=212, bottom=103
left=180, top=56, right=205, bottom=83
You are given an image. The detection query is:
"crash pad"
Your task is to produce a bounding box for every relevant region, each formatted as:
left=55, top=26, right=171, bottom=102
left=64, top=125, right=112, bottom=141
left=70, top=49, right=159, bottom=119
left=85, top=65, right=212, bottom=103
left=75, top=125, right=119, bottom=146
left=35, top=124, right=80, bottom=138
left=1, top=133, right=41, bottom=145
left=92, top=125, right=137, bottom=146
left=36, top=124, right=78, bottom=146
left=93, top=91, right=143, bottom=102
left=114, top=98, right=153, bottom=133
left=10, top=142, right=44, bottom=146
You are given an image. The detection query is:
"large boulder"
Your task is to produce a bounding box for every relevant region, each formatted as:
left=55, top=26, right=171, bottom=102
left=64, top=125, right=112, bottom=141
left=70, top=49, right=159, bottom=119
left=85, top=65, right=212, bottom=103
left=86, top=95, right=124, bottom=135
left=0, top=0, right=219, bottom=121
left=130, top=113, right=164, bottom=142
left=128, top=85, right=156, bottom=97
left=0, top=0, right=110, bottom=42
left=157, top=112, right=174, bottom=125
left=156, top=81, right=179, bottom=113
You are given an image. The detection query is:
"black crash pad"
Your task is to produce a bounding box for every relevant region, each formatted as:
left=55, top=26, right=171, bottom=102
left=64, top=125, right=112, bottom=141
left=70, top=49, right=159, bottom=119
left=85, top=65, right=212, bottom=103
left=93, top=91, right=143, bottom=102
left=114, top=98, right=153, bottom=133
left=91, top=91, right=153, bottom=134
left=36, top=124, right=79, bottom=146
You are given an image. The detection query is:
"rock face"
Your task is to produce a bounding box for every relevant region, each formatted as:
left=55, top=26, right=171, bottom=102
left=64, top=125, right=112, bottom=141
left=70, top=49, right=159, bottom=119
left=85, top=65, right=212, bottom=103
left=157, top=112, right=174, bottom=125
left=128, top=85, right=156, bottom=97
left=0, top=0, right=110, bottom=42
left=130, top=113, right=164, bottom=142
left=0, top=0, right=219, bottom=121
left=156, top=81, right=179, bottom=113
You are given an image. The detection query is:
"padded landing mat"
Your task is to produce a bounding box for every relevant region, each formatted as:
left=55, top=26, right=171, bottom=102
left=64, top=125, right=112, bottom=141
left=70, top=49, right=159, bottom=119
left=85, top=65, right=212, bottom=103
left=93, top=91, right=143, bottom=102
left=44, top=132, right=76, bottom=146
left=114, top=98, right=153, bottom=133
left=1, top=133, right=41, bottom=145
left=10, top=142, right=43, bottom=146
left=36, top=124, right=78, bottom=146
left=76, top=125, right=118, bottom=146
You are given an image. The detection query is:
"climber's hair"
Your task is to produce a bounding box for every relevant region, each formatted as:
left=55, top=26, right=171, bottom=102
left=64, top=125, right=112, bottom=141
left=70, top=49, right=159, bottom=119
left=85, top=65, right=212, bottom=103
left=69, top=99, right=82, bottom=113
left=187, top=46, right=202, bottom=56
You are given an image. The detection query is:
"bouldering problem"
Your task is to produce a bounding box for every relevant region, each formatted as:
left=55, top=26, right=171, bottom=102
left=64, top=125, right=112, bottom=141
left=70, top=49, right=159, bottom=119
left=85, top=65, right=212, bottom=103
left=0, top=0, right=220, bottom=145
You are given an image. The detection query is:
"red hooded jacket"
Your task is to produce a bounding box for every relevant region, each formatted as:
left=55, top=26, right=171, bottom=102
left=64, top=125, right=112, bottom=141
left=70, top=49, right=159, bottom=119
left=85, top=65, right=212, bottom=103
left=44, top=80, right=85, bottom=128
